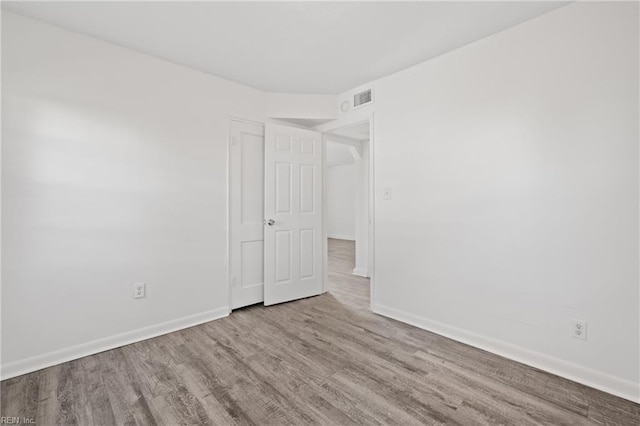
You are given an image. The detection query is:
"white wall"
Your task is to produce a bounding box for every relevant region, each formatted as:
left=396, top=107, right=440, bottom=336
left=326, top=164, right=356, bottom=241
left=266, top=93, right=337, bottom=121
left=323, top=2, right=640, bottom=401
left=1, top=12, right=265, bottom=377
left=326, top=139, right=356, bottom=167
left=3, top=2, right=639, bottom=403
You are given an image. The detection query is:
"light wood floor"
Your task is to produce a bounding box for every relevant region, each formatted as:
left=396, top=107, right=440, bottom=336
left=2, top=238, right=639, bottom=425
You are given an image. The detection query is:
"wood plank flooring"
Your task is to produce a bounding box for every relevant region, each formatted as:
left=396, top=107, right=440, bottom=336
left=2, top=238, right=639, bottom=425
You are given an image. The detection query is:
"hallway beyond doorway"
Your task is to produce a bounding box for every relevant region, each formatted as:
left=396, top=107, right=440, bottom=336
left=328, top=238, right=370, bottom=309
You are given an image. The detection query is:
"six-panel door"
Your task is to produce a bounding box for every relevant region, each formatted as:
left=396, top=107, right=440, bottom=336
left=264, top=123, right=323, bottom=306
left=230, top=121, right=265, bottom=309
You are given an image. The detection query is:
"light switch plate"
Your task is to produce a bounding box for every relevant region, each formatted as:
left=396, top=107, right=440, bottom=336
left=383, top=187, right=392, bottom=200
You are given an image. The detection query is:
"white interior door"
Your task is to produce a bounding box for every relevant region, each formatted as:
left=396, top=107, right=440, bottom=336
left=264, top=123, right=324, bottom=306
left=230, top=120, right=265, bottom=309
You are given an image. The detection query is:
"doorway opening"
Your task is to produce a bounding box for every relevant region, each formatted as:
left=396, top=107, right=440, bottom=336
left=229, top=120, right=325, bottom=311
left=228, top=118, right=372, bottom=312
left=323, top=119, right=374, bottom=309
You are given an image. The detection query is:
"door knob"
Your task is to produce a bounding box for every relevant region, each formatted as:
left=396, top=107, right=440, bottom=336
left=265, top=219, right=275, bottom=226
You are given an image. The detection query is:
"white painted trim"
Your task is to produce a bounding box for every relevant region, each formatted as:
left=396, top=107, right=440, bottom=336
left=229, top=116, right=266, bottom=127
left=352, top=268, right=369, bottom=278
left=368, top=115, right=375, bottom=309
left=372, top=302, right=640, bottom=404
left=1, top=307, right=229, bottom=380
left=322, top=134, right=329, bottom=294
left=226, top=117, right=233, bottom=313
left=327, top=234, right=356, bottom=241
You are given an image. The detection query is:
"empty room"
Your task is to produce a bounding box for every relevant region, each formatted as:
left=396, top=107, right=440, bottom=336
left=1, top=1, right=639, bottom=425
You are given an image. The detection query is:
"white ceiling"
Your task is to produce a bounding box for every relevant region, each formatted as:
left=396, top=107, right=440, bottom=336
left=2, top=1, right=567, bottom=94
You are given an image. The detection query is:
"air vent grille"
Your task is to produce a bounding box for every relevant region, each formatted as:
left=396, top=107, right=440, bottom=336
left=354, top=89, right=373, bottom=109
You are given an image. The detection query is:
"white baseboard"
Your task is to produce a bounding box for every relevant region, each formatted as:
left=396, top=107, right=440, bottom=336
left=327, top=234, right=355, bottom=241
left=372, top=302, right=639, bottom=404
left=1, top=306, right=230, bottom=380
left=352, top=268, right=369, bottom=277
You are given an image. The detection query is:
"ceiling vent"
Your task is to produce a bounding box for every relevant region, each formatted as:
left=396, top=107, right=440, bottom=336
left=353, top=88, right=373, bottom=109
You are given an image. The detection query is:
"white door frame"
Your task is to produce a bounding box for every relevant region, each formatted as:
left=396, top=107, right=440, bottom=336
left=227, top=116, right=375, bottom=311
left=321, top=114, right=375, bottom=309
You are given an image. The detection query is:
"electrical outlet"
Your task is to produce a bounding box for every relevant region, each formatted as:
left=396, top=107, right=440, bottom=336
left=571, top=319, right=587, bottom=340
left=134, top=282, right=145, bottom=299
